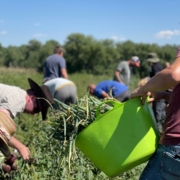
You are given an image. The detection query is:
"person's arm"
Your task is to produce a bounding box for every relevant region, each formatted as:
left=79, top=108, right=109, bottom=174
left=43, top=67, right=46, bottom=79
left=8, top=136, right=30, bottom=160
left=130, top=55, right=180, bottom=104
left=114, top=70, right=124, bottom=84
left=101, top=91, right=110, bottom=98
left=61, top=68, right=68, bottom=79
left=0, top=109, right=30, bottom=160
left=154, top=91, right=171, bottom=102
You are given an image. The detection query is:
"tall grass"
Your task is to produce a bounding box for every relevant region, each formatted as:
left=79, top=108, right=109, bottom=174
left=0, top=67, right=139, bottom=98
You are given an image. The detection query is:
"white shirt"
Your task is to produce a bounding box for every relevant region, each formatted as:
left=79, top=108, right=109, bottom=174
left=44, top=78, right=75, bottom=96
left=0, top=84, right=26, bottom=118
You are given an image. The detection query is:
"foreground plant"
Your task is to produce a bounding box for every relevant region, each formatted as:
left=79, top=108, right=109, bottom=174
left=0, top=94, right=144, bottom=180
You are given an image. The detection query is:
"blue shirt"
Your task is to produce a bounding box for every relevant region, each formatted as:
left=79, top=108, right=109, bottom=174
left=94, top=80, right=128, bottom=98
left=44, top=54, right=66, bottom=79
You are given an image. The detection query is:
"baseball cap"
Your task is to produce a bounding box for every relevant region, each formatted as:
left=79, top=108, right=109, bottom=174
left=131, top=56, right=140, bottom=67
left=146, top=52, right=160, bottom=63
left=27, top=78, right=54, bottom=120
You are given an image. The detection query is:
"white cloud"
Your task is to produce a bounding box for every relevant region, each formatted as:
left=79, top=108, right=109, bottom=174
left=0, top=31, right=7, bottom=35
left=33, top=33, right=47, bottom=37
left=156, top=30, right=180, bottom=39
left=34, top=23, right=40, bottom=26
left=111, top=36, right=119, bottom=40
left=119, top=37, right=126, bottom=42
left=110, top=36, right=126, bottom=42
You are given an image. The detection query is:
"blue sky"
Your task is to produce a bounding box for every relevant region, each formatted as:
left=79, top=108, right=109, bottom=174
left=0, top=0, right=180, bottom=47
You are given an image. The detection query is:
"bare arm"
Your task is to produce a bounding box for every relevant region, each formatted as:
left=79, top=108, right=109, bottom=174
left=8, top=136, right=30, bottom=160
left=130, top=56, right=180, bottom=104
left=61, top=68, right=68, bottom=79
left=114, top=70, right=124, bottom=84
left=101, top=91, right=110, bottom=98
left=0, top=109, right=30, bottom=160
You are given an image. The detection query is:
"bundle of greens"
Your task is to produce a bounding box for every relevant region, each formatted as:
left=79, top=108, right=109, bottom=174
left=46, top=94, right=114, bottom=170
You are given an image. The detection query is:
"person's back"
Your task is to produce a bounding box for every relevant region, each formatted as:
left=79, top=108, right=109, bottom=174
left=94, top=80, right=130, bottom=102
left=113, top=61, right=130, bottom=86
left=44, top=54, right=66, bottom=79
left=150, top=62, right=163, bottom=78
left=44, top=78, right=77, bottom=105
left=146, top=52, right=166, bottom=132
left=43, top=46, right=68, bottom=82
left=0, top=84, right=26, bottom=118
left=113, top=56, right=140, bottom=86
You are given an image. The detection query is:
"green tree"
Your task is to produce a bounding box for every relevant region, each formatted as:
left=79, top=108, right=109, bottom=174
left=21, top=40, right=42, bottom=69
left=0, top=44, right=6, bottom=66
left=65, top=34, right=120, bottom=75
left=38, top=40, right=60, bottom=72
left=4, top=46, right=24, bottom=67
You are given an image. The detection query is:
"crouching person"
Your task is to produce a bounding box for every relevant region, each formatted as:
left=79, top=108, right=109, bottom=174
left=44, top=78, right=77, bottom=106
left=88, top=80, right=130, bottom=102
left=0, top=78, right=54, bottom=173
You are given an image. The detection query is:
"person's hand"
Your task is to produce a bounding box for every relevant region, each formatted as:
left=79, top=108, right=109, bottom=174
left=8, top=136, right=30, bottom=161
left=130, top=87, right=154, bottom=105
left=17, top=145, right=30, bottom=161
left=119, top=81, right=124, bottom=84
left=103, top=97, right=114, bottom=101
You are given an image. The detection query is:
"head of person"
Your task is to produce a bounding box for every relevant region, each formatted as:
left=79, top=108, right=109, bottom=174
left=137, top=77, right=150, bottom=87
left=87, top=84, right=96, bottom=95
left=130, top=56, right=140, bottom=67
left=54, top=45, right=66, bottom=56
left=145, top=52, right=160, bottom=65
left=25, top=78, right=54, bottom=120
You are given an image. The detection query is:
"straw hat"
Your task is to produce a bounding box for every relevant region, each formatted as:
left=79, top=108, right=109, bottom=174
left=0, top=111, right=16, bottom=158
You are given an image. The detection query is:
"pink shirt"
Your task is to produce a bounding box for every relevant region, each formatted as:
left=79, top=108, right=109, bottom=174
left=160, top=83, right=180, bottom=145
left=176, top=47, right=180, bottom=58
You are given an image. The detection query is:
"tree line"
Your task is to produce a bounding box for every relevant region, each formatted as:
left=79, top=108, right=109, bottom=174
left=0, top=33, right=179, bottom=78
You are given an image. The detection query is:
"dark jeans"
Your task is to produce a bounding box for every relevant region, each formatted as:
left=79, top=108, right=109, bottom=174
left=139, top=145, right=180, bottom=180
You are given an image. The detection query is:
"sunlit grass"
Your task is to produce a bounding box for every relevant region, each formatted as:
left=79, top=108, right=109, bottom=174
left=0, top=67, right=139, bottom=97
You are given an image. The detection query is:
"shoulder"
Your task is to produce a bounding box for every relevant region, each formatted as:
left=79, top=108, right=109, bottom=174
left=116, top=61, right=127, bottom=69
left=117, top=61, right=127, bottom=66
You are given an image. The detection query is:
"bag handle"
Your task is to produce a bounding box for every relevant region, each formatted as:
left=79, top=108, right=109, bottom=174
left=96, top=100, right=122, bottom=118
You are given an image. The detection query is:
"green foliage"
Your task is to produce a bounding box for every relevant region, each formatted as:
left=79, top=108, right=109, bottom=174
left=64, top=33, right=106, bottom=75
left=1, top=33, right=178, bottom=78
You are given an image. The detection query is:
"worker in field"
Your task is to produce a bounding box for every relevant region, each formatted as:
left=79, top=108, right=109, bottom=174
left=113, top=56, right=140, bottom=86
left=43, top=45, right=68, bottom=83
left=44, top=78, right=77, bottom=106
left=0, top=78, right=54, bottom=173
left=146, top=52, right=166, bottom=132
left=130, top=47, right=180, bottom=179
left=88, top=80, right=130, bottom=102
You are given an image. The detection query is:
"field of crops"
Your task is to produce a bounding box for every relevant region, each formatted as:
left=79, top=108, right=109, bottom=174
left=0, top=67, right=146, bottom=180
